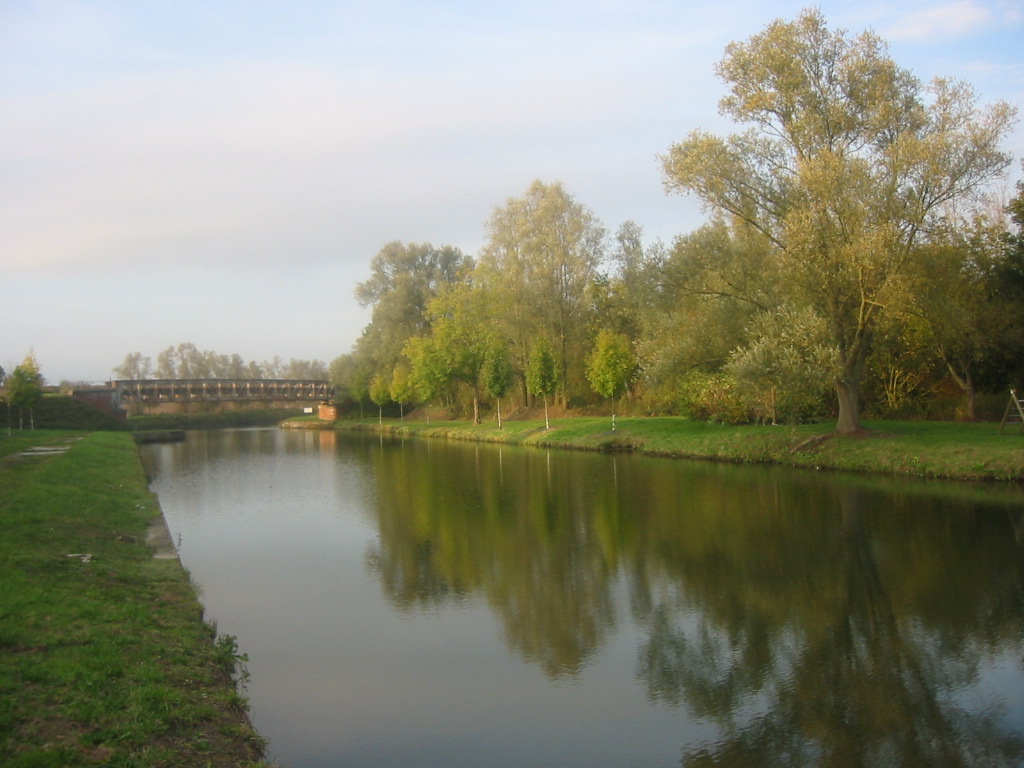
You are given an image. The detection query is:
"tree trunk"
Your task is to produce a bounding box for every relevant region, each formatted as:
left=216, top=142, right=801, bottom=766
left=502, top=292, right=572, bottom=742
left=834, top=379, right=862, bottom=434
left=965, top=383, right=977, bottom=422
left=943, top=358, right=977, bottom=421
left=472, top=393, right=480, bottom=425
left=543, top=397, right=550, bottom=430
left=835, top=330, right=871, bottom=434
left=496, top=399, right=503, bottom=430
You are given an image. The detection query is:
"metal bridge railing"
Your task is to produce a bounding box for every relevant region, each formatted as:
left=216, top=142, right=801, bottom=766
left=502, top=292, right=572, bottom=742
left=110, top=379, right=333, bottom=404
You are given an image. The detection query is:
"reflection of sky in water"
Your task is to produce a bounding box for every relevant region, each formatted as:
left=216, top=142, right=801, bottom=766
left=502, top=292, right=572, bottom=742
left=142, top=428, right=1024, bottom=768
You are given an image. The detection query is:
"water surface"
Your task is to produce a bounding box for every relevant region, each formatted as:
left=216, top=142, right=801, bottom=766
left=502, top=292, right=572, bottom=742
left=142, top=428, right=1024, bottom=767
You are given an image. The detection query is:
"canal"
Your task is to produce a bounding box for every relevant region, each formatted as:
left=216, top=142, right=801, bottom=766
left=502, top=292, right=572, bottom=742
left=141, top=427, right=1024, bottom=767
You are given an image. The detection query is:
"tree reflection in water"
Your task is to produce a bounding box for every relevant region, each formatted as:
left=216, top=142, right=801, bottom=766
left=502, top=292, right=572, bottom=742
left=636, top=484, right=1024, bottom=767
left=359, top=434, right=1024, bottom=764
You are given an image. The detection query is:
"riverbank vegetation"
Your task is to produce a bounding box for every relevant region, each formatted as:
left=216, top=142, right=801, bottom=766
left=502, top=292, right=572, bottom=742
left=0, top=431, right=270, bottom=767
left=123, top=408, right=307, bottom=433
left=329, top=10, right=1021, bottom=437
left=311, top=415, right=1024, bottom=482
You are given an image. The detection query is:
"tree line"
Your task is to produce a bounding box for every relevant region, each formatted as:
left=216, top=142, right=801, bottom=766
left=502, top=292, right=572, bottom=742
left=0, top=352, right=44, bottom=431
left=331, top=10, right=1021, bottom=432
left=112, top=343, right=327, bottom=381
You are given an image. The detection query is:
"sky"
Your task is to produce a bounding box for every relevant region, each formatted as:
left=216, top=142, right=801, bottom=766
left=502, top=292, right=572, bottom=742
left=2, top=0, right=1022, bottom=384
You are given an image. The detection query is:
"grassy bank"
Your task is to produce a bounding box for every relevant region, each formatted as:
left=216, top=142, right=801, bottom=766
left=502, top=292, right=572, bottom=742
left=0, top=431, right=270, bottom=767
left=306, top=415, right=1024, bottom=482
left=125, top=408, right=307, bottom=432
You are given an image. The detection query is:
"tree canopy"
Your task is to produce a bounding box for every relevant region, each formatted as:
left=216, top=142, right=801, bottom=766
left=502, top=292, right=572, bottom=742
left=661, top=9, right=1016, bottom=432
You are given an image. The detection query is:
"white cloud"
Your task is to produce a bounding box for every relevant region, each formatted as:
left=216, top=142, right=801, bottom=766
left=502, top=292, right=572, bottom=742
left=883, top=0, right=993, bottom=41
left=0, top=34, right=705, bottom=274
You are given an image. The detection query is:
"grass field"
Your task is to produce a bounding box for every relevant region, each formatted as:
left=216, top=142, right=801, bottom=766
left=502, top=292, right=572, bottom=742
left=0, top=431, right=271, bottom=768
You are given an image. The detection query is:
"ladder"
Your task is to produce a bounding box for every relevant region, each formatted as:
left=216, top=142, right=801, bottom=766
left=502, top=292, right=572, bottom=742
left=999, top=389, right=1024, bottom=434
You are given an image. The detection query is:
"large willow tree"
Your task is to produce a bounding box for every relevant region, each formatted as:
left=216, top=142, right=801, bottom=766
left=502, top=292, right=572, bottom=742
left=662, top=9, right=1015, bottom=433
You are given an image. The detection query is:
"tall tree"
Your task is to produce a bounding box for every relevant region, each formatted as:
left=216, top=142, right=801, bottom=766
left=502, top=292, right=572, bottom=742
left=479, top=180, right=605, bottom=404
left=112, top=352, right=152, bottom=381
left=354, top=241, right=471, bottom=375
left=419, top=282, right=495, bottom=424
left=155, top=346, right=176, bottom=379
left=594, top=222, right=664, bottom=339
left=662, top=9, right=1015, bottom=433
left=173, top=342, right=209, bottom=379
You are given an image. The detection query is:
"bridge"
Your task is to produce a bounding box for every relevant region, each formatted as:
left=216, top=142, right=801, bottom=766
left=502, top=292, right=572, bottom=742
left=73, top=379, right=334, bottom=418
left=110, top=378, right=333, bottom=405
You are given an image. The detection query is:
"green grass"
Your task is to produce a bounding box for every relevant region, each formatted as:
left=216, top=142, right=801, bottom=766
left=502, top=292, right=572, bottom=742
left=0, top=432, right=272, bottom=767
left=317, top=415, right=1024, bottom=481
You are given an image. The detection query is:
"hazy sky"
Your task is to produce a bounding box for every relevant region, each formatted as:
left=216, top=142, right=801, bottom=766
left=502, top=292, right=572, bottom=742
left=2, top=0, right=1022, bottom=383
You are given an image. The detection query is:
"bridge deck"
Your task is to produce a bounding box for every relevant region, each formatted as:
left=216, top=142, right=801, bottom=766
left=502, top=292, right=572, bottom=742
left=111, top=379, right=333, bottom=404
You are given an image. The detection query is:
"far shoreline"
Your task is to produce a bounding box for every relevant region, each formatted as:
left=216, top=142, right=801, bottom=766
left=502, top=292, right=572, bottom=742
left=282, top=415, right=1024, bottom=483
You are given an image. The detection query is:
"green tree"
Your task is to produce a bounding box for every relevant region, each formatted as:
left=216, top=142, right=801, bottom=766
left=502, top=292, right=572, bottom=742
left=390, top=364, right=414, bottom=422
left=479, top=180, right=605, bottom=403
left=594, top=221, right=666, bottom=341
left=637, top=219, right=776, bottom=413
left=726, top=305, right=837, bottom=423
left=526, top=337, right=558, bottom=430
left=662, top=9, right=1015, bottom=433
left=7, top=352, right=44, bottom=430
left=912, top=214, right=1010, bottom=419
left=422, top=282, right=494, bottom=424
left=585, top=330, right=636, bottom=431
left=865, top=310, right=938, bottom=418
left=369, top=373, right=391, bottom=425
left=330, top=352, right=372, bottom=419
left=483, top=342, right=514, bottom=429
left=354, top=241, right=471, bottom=373
left=984, top=178, right=1024, bottom=392
left=404, top=336, right=449, bottom=424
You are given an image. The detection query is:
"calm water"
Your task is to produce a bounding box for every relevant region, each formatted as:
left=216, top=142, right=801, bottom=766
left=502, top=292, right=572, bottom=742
left=141, top=427, right=1024, bottom=768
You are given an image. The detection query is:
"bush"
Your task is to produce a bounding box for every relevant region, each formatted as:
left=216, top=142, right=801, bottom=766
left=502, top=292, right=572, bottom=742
left=676, top=371, right=749, bottom=424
